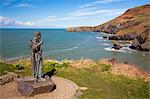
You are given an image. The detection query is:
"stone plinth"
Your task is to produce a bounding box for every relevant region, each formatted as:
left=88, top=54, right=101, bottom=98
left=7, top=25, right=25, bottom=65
left=16, top=77, right=55, bottom=96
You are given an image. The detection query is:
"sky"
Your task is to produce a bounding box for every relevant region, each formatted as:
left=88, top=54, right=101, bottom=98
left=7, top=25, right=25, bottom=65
left=0, top=0, right=149, bottom=28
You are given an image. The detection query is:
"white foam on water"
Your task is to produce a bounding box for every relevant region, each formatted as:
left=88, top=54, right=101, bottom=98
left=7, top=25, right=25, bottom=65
left=44, top=46, right=78, bottom=53
left=104, top=46, right=134, bottom=53
left=104, top=47, right=126, bottom=53
left=99, top=43, right=111, bottom=46
left=96, top=36, right=103, bottom=40
left=6, top=56, right=23, bottom=61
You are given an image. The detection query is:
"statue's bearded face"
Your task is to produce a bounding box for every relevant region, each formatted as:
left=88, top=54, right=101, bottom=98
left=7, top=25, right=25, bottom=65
left=34, top=32, right=41, bottom=41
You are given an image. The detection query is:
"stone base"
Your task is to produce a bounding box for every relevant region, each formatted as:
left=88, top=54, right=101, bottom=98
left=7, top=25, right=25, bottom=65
left=15, top=77, right=55, bottom=96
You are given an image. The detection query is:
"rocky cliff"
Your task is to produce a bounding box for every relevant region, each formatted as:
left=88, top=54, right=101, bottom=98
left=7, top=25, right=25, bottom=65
left=67, top=4, right=150, bottom=51
left=67, top=4, right=149, bottom=35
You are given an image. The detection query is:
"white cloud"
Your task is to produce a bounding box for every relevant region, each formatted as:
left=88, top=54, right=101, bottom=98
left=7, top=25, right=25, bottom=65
left=93, top=0, right=123, bottom=4
left=15, top=21, right=34, bottom=26
left=80, top=3, right=94, bottom=9
left=80, top=0, right=123, bottom=8
left=0, top=0, right=17, bottom=7
left=32, top=8, right=126, bottom=27
left=16, top=3, right=33, bottom=8
left=33, top=16, right=73, bottom=23
left=70, top=9, right=126, bottom=17
left=0, top=0, right=34, bottom=8
left=0, top=16, right=35, bottom=26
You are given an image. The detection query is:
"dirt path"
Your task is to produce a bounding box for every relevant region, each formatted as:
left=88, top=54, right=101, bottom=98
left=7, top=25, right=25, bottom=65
left=0, top=77, right=79, bottom=99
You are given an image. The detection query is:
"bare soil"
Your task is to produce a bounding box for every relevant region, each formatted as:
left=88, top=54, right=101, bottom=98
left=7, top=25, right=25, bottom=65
left=0, top=77, right=79, bottom=99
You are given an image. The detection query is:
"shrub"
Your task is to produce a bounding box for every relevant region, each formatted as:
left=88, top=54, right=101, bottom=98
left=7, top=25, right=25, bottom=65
left=100, top=63, right=112, bottom=72
left=0, top=62, right=15, bottom=76
left=15, top=64, right=24, bottom=70
left=43, top=59, right=71, bottom=73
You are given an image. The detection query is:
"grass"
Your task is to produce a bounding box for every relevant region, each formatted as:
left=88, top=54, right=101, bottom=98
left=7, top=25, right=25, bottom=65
left=0, top=59, right=149, bottom=99
left=56, top=67, right=149, bottom=99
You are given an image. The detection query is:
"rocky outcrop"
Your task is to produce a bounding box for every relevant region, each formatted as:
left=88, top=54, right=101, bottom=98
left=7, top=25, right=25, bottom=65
left=67, top=4, right=150, bottom=51
left=67, top=4, right=150, bottom=40
left=130, top=30, right=150, bottom=51
left=0, top=72, right=19, bottom=85
left=112, top=41, right=122, bottom=50
left=108, top=33, right=137, bottom=40
left=67, top=26, right=93, bottom=32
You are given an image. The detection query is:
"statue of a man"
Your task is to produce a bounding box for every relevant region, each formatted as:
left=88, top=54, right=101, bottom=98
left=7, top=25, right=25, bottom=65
left=29, top=31, right=43, bottom=80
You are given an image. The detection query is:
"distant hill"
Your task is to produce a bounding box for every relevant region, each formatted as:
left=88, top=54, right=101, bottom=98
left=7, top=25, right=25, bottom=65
left=67, top=4, right=149, bottom=35
left=67, top=4, right=150, bottom=51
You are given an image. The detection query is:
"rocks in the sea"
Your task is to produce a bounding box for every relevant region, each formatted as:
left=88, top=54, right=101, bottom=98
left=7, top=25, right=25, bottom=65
left=112, top=41, right=122, bottom=50
left=103, top=36, right=108, bottom=39
left=0, top=72, right=19, bottom=85
left=108, top=33, right=136, bottom=40
left=130, top=31, right=150, bottom=51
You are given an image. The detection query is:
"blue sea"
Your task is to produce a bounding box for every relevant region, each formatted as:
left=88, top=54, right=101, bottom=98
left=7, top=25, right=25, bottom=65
left=0, top=29, right=149, bottom=71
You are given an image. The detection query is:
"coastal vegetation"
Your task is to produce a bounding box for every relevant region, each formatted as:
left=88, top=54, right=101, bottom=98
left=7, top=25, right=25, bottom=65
left=0, top=59, right=149, bottom=99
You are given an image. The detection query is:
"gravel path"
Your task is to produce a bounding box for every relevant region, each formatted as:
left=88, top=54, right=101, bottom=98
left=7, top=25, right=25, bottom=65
left=0, top=77, right=79, bottom=99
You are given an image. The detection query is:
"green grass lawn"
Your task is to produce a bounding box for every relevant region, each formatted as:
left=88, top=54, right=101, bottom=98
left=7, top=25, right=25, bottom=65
left=0, top=60, right=149, bottom=99
left=56, top=67, right=149, bottom=99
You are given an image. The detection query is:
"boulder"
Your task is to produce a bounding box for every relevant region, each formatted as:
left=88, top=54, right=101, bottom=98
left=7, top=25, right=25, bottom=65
left=112, top=41, right=122, bottom=50
left=130, top=32, right=150, bottom=51
left=0, top=72, right=19, bottom=85
left=103, top=36, right=108, bottom=39
left=16, top=77, right=55, bottom=96
left=130, top=37, right=141, bottom=49
left=141, top=40, right=150, bottom=51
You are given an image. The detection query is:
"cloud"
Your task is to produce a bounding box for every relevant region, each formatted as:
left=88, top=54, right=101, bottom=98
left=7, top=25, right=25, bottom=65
left=0, top=0, right=18, bottom=7
left=80, top=3, right=94, bottom=9
left=93, top=0, right=123, bottom=4
left=80, top=0, right=123, bottom=8
left=0, top=16, right=35, bottom=26
left=70, top=8, right=126, bottom=17
left=32, top=7, right=126, bottom=27
left=0, top=0, right=126, bottom=28
left=0, top=0, right=34, bottom=8
left=16, top=3, right=33, bottom=8
left=33, top=16, right=72, bottom=23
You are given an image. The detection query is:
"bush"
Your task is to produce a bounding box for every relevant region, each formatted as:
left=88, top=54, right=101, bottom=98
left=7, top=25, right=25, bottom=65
left=15, top=64, right=24, bottom=70
left=0, top=62, right=15, bottom=76
left=43, top=59, right=71, bottom=73
left=100, top=63, right=111, bottom=72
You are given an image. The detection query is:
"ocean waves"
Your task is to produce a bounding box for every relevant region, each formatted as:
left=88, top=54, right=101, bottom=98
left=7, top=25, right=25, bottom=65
left=104, top=46, right=135, bottom=53
left=43, top=46, right=78, bottom=53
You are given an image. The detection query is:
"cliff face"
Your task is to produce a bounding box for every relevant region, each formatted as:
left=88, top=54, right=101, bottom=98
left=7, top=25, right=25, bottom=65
left=67, top=4, right=150, bottom=35
left=67, top=4, right=150, bottom=51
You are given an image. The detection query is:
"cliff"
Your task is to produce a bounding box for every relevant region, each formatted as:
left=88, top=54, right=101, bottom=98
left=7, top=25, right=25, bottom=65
left=67, top=4, right=150, bottom=35
left=67, top=4, right=150, bottom=51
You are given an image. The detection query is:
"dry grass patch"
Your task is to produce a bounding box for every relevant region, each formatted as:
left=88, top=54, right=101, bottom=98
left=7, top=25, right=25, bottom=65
left=69, top=59, right=98, bottom=69
left=98, top=59, right=150, bottom=81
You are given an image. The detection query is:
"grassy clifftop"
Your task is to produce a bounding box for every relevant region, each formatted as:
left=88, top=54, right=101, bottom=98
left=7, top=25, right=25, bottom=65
left=0, top=59, right=150, bottom=98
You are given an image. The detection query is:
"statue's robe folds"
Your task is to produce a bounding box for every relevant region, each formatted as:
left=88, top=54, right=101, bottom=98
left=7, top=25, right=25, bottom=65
left=30, top=38, right=43, bottom=79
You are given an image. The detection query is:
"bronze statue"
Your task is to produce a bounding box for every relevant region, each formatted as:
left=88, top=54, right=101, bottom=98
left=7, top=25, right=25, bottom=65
left=29, top=31, right=43, bottom=80
left=16, top=32, right=55, bottom=96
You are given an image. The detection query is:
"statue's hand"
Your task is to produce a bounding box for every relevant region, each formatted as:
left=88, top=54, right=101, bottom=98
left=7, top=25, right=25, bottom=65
left=36, top=41, right=43, bottom=47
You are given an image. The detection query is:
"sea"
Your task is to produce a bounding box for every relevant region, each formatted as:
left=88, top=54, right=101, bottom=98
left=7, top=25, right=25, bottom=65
left=0, top=29, right=149, bottom=71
